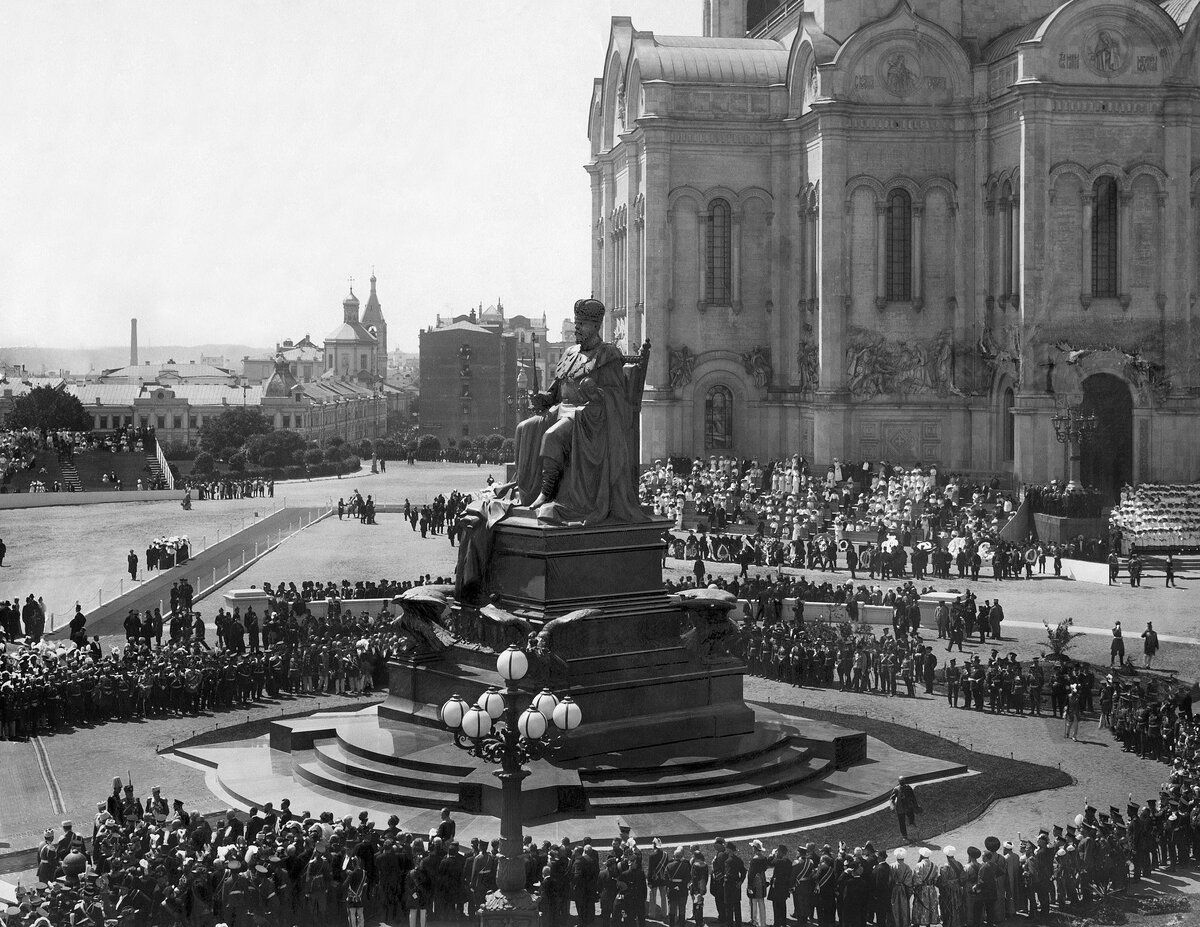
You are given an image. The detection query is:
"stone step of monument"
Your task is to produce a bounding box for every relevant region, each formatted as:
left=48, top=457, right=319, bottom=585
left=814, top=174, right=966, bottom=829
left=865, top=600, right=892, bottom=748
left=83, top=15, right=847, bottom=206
left=579, top=741, right=809, bottom=791
left=575, top=729, right=796, bottom=776
left=336, top=722, right=471, bottom=777
left=294, top=757, right=460, bottom=810
left=313, top=740, right=467, bottom=794
left=585, top=754, right=830, bottom=812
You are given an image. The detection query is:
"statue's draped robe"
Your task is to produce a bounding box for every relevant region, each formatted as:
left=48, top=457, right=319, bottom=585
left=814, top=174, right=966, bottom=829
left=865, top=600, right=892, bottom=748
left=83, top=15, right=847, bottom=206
left=516, top=341, right=647, bottom=525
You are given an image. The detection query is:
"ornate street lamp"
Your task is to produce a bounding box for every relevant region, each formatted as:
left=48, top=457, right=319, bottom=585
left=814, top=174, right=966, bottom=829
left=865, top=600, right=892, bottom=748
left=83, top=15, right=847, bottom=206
left=440, top=645, right=582, bottom=926
left=1051, top=401, right=1099, bottom=486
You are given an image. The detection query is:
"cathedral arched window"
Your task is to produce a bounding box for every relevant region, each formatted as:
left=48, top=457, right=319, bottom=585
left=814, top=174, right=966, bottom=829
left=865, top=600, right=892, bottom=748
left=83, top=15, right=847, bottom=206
left=707, top=198, right=732, bottom=305
left=1092, top=176, right=1119, bottom=298
left=885, top=188, right=912, bottom=302
left=704, top=385, right=733, bottom=450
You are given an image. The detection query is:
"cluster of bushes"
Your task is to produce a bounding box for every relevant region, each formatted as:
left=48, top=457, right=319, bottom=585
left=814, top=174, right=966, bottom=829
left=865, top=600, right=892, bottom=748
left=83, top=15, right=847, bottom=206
left=393, top=433, right=515, bottom=462
left=186, top=424, right=362, bottom=481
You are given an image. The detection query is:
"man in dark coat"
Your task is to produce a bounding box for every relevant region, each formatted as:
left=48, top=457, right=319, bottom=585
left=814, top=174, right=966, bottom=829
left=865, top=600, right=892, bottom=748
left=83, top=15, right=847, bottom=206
left=710, top=838, right=729, bottom=924
left=665, top=848, right=692, bottom=927
left=871, top=850, right=893, bottom=927
left=723, top=842, right=747, bottom=927
left=767, top=846, right=792, bottom=927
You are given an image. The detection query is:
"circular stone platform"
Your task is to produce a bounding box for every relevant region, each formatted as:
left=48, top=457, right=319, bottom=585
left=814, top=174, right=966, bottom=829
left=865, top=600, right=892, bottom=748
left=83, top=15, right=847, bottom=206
left=169, top=702, right=967, bottom=844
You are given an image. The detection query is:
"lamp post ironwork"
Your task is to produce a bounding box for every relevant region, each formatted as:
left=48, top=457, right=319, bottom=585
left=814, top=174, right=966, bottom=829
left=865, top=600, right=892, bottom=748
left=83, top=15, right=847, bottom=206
left=1051, top=401, right=1099, bottom=486
left=440, top=645, right=582, bottom=925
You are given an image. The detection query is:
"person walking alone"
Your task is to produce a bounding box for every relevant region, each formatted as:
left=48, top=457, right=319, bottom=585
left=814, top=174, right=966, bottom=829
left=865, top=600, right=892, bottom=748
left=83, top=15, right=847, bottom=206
left=890, top=776, right=921, bottom=842
left=127, top=550, right=138, bottom=583
left=1141, top=622, right=1160, bottom=668
left=1064, top=684, right=1082, bottom=742
left=1110, top=621, right=1125, bottom=667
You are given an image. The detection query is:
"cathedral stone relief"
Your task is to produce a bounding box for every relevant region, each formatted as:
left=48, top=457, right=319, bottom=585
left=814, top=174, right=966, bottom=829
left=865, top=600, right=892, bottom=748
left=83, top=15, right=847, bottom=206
left=845, top=328, right=958, bottom=400
left=1035, top=12, right=1175, bottom=87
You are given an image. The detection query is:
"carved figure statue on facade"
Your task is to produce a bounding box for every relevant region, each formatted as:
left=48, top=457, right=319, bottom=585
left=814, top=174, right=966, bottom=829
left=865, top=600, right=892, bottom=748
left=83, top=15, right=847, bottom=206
left=796, top=340, right=819, bottom=394
left=668, top=344, right=695, bottom=389
left=741, top=346, right=772, bottom=389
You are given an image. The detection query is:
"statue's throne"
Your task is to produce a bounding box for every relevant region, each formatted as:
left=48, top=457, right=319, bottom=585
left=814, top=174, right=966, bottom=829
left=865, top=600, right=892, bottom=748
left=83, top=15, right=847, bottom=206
left=621, top=339, right=651, bottom=485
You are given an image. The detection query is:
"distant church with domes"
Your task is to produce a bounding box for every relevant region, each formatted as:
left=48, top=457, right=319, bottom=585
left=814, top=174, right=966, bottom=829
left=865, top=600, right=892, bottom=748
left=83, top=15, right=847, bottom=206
left=323, top=274, right=388, bottom=382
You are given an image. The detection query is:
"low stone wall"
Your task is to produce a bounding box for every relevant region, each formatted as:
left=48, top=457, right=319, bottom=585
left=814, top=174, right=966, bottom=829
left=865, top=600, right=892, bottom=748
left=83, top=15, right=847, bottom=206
left=0, top=489, right=185, bottom=509
left=1032, top=513, right=1108, bottom=545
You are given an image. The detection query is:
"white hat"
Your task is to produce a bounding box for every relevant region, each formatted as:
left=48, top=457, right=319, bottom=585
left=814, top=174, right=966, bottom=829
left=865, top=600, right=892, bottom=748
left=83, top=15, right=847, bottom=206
left=1003, top=841, right=1013, bottom=849
left=894, top=848, right=907, bottom=859
left=943, top=846, right=956, bottom=857
left=919, top=848, right=931, bottom=858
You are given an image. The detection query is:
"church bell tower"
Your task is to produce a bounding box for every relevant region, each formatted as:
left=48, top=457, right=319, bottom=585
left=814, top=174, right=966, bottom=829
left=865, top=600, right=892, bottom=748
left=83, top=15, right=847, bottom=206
left=361, top=272, right=388, bottom=379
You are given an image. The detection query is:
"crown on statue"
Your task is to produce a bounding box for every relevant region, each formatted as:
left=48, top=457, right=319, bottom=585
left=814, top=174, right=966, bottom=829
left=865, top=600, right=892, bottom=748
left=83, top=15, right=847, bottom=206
left=573, top=298, right=606, bottom=325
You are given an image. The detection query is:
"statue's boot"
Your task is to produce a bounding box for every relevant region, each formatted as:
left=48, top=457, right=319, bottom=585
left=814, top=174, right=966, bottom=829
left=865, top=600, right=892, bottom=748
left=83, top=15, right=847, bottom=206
left=529, top=456, right=562, bottom=508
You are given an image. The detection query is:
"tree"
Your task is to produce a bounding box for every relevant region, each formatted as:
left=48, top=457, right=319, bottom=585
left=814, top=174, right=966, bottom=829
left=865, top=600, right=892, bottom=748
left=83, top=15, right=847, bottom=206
left=198, top=407, right=273, bottom=458
left=303, top=448, right=325, bottom=466
left=244, top=430, right=306, bottom=469
left=485, top=434, right=505, bottom=452
left=500, top=438, right=515, bottom=461
left=192, top=452, right=216, bottom=475
left=6, top=385, right=92, bottom=436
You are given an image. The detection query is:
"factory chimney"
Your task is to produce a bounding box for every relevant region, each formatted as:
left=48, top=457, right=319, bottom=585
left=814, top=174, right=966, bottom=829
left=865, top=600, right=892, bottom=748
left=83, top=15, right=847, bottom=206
left=130, top=318, right=138, bottom=367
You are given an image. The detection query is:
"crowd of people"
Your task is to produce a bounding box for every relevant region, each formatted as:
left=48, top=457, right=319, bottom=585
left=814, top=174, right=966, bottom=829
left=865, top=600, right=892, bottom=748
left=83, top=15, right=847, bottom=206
left=179, top=478, right=275, bottom=501
left=403, top=493, right=470, bottom=541
left=0, top=567, right=468, bottom=742
left=140, top=538, right=191, bottom=576
left=337, top=491, right=377, bottom=525
left=1023, top=481, right=1105, bottom=519
left=7, top=740, right=1198, bottom=927
left=1110, top=484, right=1200, bottom=551
left=0, top=426, right=164, bottom=494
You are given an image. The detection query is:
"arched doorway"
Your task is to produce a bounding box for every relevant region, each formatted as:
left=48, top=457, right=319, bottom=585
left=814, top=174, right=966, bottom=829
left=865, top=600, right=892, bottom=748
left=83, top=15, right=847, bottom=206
left=1080, top=373, right=1133, bottom=500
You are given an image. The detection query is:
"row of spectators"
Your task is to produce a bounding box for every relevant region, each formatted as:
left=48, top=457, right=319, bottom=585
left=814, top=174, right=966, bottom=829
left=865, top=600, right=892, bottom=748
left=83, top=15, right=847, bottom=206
left=0, top=568, right=469, bottom=739
left=179, top=478, right=275, bottom=500
left=9, top=743, right=1198, bottom=927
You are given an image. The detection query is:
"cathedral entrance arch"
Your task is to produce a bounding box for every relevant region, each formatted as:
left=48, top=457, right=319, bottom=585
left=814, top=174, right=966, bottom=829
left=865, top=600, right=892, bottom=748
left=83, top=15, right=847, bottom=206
left=1079, top=373, right=1132, bottom=501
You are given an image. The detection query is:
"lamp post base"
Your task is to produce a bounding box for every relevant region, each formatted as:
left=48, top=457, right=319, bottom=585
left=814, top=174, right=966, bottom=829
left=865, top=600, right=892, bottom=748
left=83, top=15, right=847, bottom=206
left=480, top=889, right=540, bottom=927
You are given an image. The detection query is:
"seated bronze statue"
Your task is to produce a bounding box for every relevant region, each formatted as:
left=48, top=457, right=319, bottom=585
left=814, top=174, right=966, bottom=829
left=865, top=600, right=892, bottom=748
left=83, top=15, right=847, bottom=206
left=511, top=297, right=648, bottom=525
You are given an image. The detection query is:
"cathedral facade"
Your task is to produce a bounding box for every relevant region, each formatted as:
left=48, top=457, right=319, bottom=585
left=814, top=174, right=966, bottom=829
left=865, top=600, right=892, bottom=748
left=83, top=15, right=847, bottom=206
left=589, top=0, right=1200, bottom=495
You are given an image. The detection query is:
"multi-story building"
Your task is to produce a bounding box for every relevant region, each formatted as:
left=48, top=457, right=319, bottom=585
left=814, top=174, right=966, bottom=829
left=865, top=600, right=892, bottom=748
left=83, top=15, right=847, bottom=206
left=589, top=0, right=1200, bottom=495
left=418, top=319, right=518, bottom=444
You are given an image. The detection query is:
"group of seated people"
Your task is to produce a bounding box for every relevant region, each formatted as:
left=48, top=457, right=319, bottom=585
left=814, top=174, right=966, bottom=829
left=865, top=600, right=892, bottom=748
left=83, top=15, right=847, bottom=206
left=1110, top=484, right=1200, bottom=550
left=641, top=456, right=1020, bottom=561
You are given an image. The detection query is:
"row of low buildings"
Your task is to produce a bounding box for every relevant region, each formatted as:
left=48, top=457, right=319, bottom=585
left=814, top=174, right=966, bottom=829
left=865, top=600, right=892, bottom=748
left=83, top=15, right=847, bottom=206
left=1, top=277, right=412, bottom=448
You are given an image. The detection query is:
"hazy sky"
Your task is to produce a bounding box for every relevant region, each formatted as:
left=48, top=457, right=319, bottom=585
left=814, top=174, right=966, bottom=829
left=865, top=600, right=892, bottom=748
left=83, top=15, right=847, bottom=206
left=0, top=1, right=699, bottom=354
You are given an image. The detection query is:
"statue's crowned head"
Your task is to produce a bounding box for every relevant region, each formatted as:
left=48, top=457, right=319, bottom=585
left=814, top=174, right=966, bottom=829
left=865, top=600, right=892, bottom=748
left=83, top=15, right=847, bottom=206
left=573, top=298, right=606, bottom=327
